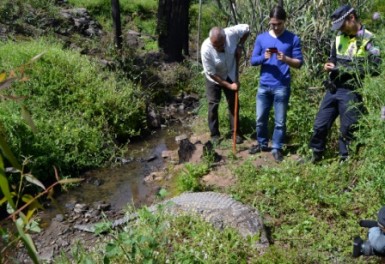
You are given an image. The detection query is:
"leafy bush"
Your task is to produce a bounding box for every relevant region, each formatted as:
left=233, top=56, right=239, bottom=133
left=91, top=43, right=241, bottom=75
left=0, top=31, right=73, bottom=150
left=190, top=2, right=227, bottom=38
left=176, top=163, right=209, bottom=192
left=0, top=39, right=146, bottom=181
left=67, top=0, right=157, bottom=17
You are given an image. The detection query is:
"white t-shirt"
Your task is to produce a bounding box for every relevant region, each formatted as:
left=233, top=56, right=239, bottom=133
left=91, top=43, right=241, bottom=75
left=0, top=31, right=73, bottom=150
left=201, top=24, right=250, bottom=84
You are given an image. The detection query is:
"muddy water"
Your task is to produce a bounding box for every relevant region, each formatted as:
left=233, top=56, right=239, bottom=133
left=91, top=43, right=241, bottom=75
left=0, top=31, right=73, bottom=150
left=40, top=125, right=191, bottom=225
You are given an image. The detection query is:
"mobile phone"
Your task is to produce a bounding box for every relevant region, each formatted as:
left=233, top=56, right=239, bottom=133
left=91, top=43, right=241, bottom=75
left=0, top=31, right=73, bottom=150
left=269, top=47, right=278, bottom=53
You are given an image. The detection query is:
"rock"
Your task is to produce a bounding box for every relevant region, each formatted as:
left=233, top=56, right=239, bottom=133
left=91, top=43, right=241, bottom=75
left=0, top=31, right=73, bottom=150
left=126, top=30, right=142, bottom=48
left=54, top=214, right=64, bottom=222
left=178, top=138, right=196, bottom=163
left=115, top=156, right=133, bottom=164
left=64, top=202, right=75, bottom=210
left=175, top=134, right=188, bottom=142
left=144, top=173, right=155, bottom=183
left=39, top=247, right=54, bottom=263
left=92, top=201, right=111, bottom=211
left=147, top=105, right=161, bottom=129
left=74, top=203, right=88, bottom=214
left=85, top=209, right=100, bottom=218
left=161, top=150, right=174, bottom=158
left=59, top=8, right=103, bottom=37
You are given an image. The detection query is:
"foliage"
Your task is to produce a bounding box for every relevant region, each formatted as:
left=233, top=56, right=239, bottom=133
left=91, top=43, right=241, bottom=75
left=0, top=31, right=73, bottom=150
left=2, top=0, right=385, bottom=263
left=190, top=2, right=228, bottom=40
left=0, top=0, right=59, bottom=35
left=0, top=39, right=146, bottom=181
left=176, top=162, right=209, bottom=192
left=178, top=1, right=385, bottom=262
left=0, top=62, right=83, bottom=263
left=67, top=0, right=157, bottom=16
left=66, top=0, right=158, bottom=34
left=56, top=204, right=257, bottom=263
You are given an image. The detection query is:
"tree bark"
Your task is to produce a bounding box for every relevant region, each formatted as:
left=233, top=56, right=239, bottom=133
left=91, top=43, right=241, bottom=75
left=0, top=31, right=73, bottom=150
left=111, top=0, right=122, bottom=50
left=157, top=0, right=190, bottom=62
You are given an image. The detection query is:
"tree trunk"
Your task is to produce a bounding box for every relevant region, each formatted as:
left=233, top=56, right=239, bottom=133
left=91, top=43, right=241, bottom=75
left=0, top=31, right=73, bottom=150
left=157, top=0, right=190, bottom=62
left=111, top=0, right=122, bottom=50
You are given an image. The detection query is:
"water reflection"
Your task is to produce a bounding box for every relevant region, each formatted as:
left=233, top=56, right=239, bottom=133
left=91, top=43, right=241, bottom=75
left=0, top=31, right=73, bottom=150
left=43, top=125, right=190, bottom=221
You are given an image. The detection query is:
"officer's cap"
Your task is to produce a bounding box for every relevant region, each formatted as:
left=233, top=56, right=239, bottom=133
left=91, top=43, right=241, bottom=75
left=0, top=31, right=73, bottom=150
left=330, top=4, right=355, bottom=31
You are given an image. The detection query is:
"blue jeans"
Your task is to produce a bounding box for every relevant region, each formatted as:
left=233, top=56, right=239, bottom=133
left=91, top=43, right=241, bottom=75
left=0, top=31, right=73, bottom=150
left=256, top=85, right=291, bottom=150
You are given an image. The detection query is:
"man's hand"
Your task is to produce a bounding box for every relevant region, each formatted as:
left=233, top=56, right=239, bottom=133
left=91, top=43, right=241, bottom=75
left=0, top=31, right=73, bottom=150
left=324, top=62, right=336, bottom=72
left=210, top=74, right=239, bottom=91
left=264, top=49, right=273, bottom=59
left=229, top=82, right=239, bottom=91
left=277, top=51, right=286, bottom=62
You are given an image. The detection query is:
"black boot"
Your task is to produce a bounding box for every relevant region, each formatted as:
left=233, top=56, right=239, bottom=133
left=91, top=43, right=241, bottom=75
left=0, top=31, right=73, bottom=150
left=311, top=150, right=323, bottom=163
left=352, top=236, right=363, bottom=258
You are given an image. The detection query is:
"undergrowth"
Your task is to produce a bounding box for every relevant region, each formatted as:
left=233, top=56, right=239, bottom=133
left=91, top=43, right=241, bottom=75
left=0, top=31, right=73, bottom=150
left=1, top=0, right=385, bottom=263
left=56, top=205, right=257, bottom=264
left=0, top=39, right=146, bottom=181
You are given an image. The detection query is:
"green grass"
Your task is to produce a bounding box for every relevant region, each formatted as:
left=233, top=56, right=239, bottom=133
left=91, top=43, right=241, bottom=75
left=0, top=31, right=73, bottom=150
left=2, top=0, right=385, bottom=263
left=0, top=39, right=146, bottom=181
left=56, top=205, right=258, bottom=264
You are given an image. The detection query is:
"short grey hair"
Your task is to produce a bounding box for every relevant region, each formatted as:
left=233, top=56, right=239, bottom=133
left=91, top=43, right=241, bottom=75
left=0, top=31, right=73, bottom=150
left=209, top=27, right=225, bottom=39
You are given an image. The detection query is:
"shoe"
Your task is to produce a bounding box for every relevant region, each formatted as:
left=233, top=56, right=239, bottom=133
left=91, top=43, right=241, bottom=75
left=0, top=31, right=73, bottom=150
left=297, top=151, right=323, bottom=164
left=235, top=135, right=244, bottom=144
left=352, top=236, right=363, bottom=258
left=311, top=151, right=323, bottom=163
left=249, top=144, right=269, bottom=154
left=272, top=149, right=283, bottom=163
left=339, top=155, right=349, bottom=163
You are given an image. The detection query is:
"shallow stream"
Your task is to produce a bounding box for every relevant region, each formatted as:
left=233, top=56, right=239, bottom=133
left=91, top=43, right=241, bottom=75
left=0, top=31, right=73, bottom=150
left=39, top=124, right=191, bottom=226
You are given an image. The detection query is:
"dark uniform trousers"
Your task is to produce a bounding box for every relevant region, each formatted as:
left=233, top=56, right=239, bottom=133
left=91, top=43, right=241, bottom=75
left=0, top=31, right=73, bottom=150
left=205, top=77, right=239, bottom=138
left=309, top=87, right=363, bottom=158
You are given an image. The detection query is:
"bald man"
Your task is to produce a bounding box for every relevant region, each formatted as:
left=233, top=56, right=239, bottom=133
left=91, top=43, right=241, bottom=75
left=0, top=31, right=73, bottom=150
left=201, top=24, right=249, bottom=144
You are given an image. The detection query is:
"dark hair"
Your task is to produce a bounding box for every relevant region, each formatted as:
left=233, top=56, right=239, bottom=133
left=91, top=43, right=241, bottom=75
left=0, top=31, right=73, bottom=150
left=350, top=10, right=359, bottom=20
left=269, top=5, right=287, bottom=20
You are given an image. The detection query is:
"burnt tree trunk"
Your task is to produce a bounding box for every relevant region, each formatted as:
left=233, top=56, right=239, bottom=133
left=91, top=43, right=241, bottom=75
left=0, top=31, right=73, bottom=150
left=111, top=0, right=122, bottom=49
left=157, top=0, right=190, bottom=62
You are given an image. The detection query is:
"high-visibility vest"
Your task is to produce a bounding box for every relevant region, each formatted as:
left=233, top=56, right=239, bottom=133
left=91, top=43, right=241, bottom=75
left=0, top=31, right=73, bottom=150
left=335, top=28, right=374, bottom=61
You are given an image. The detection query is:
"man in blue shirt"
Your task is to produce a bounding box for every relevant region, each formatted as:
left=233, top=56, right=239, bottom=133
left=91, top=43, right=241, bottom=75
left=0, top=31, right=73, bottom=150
left=250, top=5, right=303, bottom=162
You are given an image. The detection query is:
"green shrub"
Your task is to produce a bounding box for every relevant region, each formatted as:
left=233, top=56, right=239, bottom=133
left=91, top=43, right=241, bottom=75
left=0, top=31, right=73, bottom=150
left=190, top=3, right=227, bottom=38
left=0, top=39, right=146, bottom=181
left=67, top=0, right=157, bottom=16
left=177, top=163, right=209, bottom=192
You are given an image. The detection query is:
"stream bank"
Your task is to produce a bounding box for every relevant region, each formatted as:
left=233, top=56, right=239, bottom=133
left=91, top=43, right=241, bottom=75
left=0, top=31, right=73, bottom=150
left=8, top=122, right=193, bottom=263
